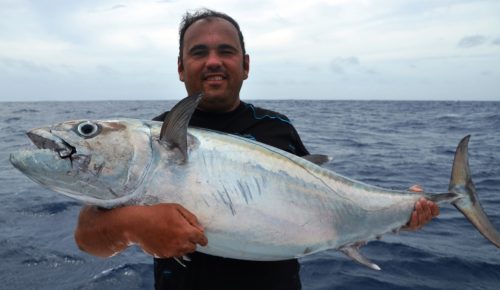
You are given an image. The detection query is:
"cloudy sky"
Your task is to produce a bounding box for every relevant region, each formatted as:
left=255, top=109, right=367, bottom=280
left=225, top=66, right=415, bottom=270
left=1, top=0, right=499, bottom=101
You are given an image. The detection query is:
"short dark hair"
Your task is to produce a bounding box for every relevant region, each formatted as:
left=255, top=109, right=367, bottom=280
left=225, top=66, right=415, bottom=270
left=178, top=9, right=246, bottom=61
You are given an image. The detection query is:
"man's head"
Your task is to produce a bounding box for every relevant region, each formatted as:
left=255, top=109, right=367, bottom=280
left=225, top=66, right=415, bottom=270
left=179, top=9, right=246, bottom=61
left=177, top=9, right=250, bottom=112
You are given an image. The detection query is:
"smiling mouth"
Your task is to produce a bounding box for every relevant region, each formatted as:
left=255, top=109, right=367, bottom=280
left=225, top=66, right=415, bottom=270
left=27, top=128, right=76, bottom=159
left=207, top=76, right=223, bottom=81
left=204, top=75, right=226, bottom=81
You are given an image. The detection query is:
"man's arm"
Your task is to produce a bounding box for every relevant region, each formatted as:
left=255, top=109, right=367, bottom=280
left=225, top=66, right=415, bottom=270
left=74, top=204, right=208, bottom=258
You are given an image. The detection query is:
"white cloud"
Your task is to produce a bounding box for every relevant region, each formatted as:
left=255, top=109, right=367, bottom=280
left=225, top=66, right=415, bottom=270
left=330, top=57, right=360, bottom=74
left=1, top=0, right=500, bottom=101
left=458, top=35, right=487, bottom=48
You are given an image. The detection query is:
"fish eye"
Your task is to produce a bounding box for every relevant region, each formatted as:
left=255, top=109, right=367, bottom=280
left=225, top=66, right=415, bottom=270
left=76, top=121, right=100, bottom=138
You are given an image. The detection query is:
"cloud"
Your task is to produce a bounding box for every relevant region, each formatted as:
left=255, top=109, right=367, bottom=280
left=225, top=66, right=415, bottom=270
left=0, top=58, right=51, bottom=74
left=110, top=5, right=126, bottom=10
left=2, top=1, right=500, bottom=101
left=457, top=35, right=487, bottom=48
left=330, top=57, right=360, bottom=74
left=96, top=64, right=119, bottom=75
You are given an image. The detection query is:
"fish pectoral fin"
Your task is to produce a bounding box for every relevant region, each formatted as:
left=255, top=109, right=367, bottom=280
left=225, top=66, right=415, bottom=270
left=302, top=154, right=331, bottom=165
left=173, top=255, right=192, bottom=268
left=159, top=93, right=203, bottom=162
left=340, top=244, right=381, bottom=271
left=173, top=257, right=187, bottom=268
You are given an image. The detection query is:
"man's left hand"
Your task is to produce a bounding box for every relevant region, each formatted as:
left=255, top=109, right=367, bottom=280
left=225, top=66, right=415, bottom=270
left=403, top=185, right=440, bottom=231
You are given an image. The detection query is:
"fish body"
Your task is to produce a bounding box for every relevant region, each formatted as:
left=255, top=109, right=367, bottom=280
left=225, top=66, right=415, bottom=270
left=9, top=94, right=500, bottom=269
left=148, top=124, right=424, bottom=261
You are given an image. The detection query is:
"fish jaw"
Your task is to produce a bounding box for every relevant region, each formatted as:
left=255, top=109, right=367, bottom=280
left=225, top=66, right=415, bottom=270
left=10, top=148, right=72, bottom=186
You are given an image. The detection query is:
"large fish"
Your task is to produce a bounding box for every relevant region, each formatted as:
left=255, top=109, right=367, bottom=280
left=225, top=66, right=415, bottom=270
left=9, top=94, right=500, bottom=270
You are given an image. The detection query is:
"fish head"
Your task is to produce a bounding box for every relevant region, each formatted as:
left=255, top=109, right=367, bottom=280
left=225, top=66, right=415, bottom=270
left=10, top=118, right=153, bottom=207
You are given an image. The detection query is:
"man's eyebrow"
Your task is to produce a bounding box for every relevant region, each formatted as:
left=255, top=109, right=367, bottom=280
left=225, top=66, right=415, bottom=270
left=218, top=44, right=238, bottom=51
left=188, top=44, right=208, bottom=53
left=187, top=43, right=239, bottom=54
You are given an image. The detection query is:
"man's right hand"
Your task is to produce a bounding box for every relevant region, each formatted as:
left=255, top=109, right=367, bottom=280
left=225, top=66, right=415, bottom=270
left=74, top=203, right=208, bottom=258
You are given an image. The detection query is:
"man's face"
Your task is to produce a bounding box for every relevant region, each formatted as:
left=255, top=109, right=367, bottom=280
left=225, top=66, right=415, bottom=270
left=178, top=18, right=249, bottom=112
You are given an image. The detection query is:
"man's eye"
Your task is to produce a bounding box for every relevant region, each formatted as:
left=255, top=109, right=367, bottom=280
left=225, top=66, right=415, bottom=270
left=191, top=50, right=207, bottom=56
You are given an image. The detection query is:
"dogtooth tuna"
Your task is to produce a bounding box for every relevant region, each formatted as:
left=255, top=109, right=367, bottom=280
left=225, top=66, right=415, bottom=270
left=9, top=94, right=500, bottom=270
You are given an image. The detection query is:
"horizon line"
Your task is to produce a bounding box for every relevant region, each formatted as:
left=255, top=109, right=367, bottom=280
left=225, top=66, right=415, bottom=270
left=1, top=98, right=499, bottom=103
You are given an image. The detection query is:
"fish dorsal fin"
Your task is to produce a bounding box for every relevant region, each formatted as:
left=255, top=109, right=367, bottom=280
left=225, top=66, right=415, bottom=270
left=340, top=244, right=381, bottom=271
left=159, top=93, right=203, bottom=162
left=302, top=154, right=331, bottom=166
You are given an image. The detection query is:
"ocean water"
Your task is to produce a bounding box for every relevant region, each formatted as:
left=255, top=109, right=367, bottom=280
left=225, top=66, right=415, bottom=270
left=1, top=100, right=499, bottom=290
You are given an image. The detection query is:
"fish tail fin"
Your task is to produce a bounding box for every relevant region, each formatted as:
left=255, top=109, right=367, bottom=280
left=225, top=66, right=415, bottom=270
left=448, top=135, right=500, bottom=248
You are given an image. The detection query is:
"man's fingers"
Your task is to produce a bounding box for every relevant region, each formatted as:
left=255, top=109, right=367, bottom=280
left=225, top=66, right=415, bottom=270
left=414, top=199, right=423, bottom=213
left=408, top=211, right=419, bottom=229
left=170, top=241, right=198, bottom=258
left=187, top=225, right=208, bottom=246
left=409, top=184, right=424, bottom=192
left=193, top=232, right=208, bottom=246
left=408, top=200, right=426, bottom=230
left=174, top=204, right=208, bottom=246
left=422, top=200, right=432, bottom=220
left=176, top=204, right=205, bottom=232
left=418, top=208, right=428, bottom=226
left=429, top=200, right=440, bottom=217
left=182, top=242, right=197, bottom=254
left=155, top=239, right=198, bottom=258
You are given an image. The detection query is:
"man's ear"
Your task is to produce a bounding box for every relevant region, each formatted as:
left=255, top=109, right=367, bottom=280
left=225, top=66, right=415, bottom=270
left=243, top=54, right=250, bottom=80
left=178, top=56, right=184, bottom=82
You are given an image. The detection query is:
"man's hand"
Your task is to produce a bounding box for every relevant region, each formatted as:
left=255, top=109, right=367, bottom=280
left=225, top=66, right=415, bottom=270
left=130, top=203, right=208, bottom=258
left=75, top=203, right=208, bottom=258
left=403, top=185, right=440, bottom=231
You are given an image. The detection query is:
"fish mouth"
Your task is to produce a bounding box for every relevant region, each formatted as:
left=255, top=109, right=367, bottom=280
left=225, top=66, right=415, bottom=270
left=27, top=128, right=76, bottom=159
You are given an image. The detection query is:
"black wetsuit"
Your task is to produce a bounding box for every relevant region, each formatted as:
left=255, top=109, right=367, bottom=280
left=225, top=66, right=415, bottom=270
left=153, top=101, right=309, bottom=290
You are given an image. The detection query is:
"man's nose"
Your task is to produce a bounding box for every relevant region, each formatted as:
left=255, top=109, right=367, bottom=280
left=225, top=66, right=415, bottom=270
left=205, top=51, right=222, bottom=69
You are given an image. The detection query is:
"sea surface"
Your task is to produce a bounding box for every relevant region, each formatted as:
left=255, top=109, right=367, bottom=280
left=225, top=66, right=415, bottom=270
left=1, top=100, right=499, bottom=290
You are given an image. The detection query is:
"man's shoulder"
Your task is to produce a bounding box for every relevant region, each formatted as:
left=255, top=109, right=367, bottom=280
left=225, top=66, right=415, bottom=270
left=243, top=102, right=292, bottom=124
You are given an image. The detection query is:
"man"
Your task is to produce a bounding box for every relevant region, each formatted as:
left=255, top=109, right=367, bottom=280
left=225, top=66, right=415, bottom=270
left=74, top=9, right=439, bottom=290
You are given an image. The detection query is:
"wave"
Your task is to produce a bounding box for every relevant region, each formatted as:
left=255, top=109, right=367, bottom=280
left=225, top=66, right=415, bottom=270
left=20, top=201, right=81, bottom=216
left=78, top=263, right=153, bottom=290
